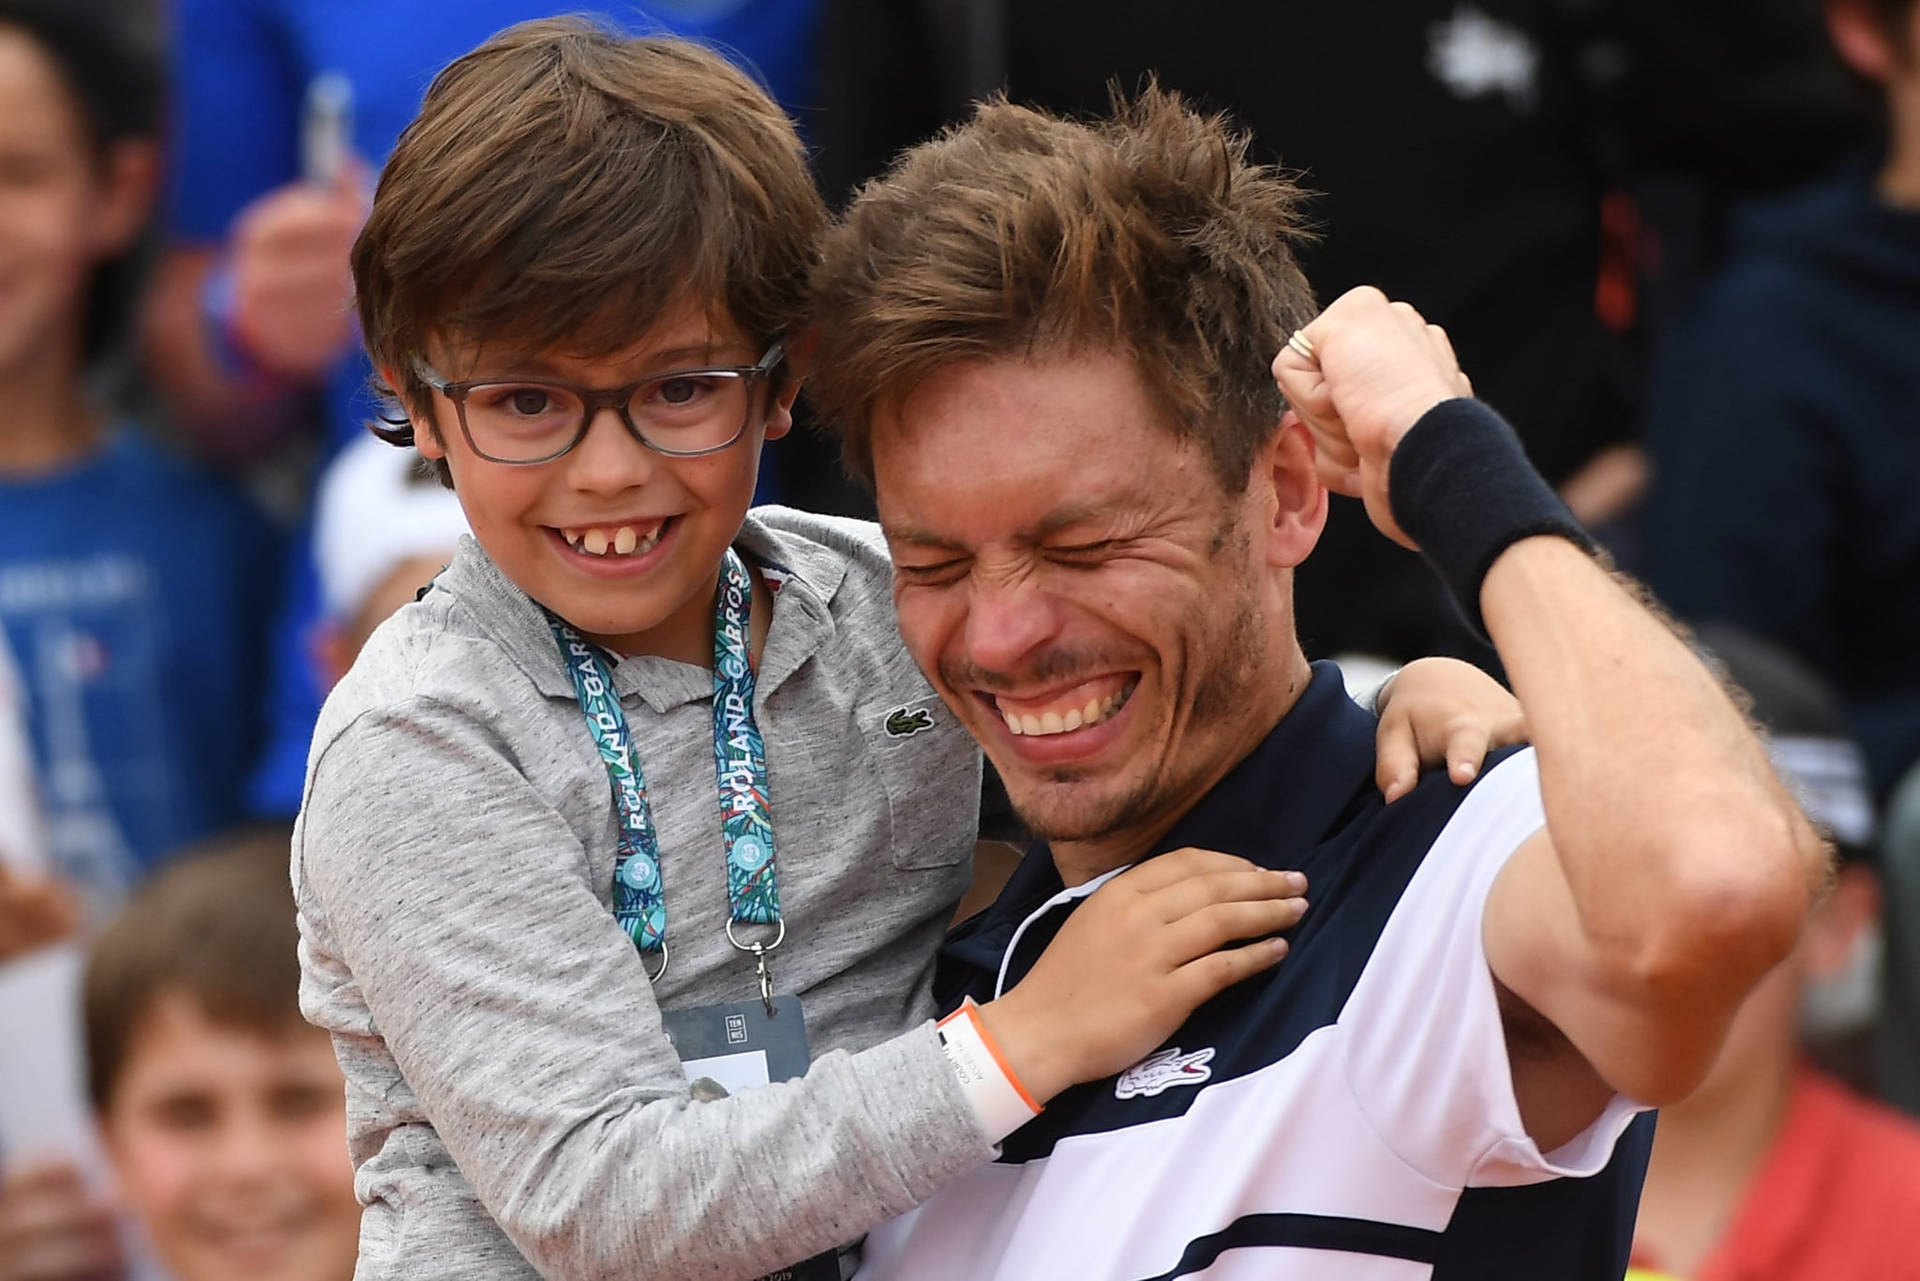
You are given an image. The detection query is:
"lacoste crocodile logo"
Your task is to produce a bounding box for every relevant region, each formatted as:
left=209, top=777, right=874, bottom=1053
left=1115, top=1046, right=1215, bottom=1099
left=884, top=706, right=935, bottom=738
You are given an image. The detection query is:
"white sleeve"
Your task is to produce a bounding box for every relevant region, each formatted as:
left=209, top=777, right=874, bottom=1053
left=1337, top=749, right=1646, bottom=1190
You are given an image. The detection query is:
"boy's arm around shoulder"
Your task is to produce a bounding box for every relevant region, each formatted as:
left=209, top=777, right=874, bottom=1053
left=295, top=692, right=995, bottom=1281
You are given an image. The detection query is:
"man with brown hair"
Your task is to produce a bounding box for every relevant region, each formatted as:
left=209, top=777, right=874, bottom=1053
left=807, top=89, right=1827, bottom=1280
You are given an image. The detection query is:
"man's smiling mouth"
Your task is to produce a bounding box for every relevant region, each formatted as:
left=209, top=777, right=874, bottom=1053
left=987, top=674, right=1139, bottom=737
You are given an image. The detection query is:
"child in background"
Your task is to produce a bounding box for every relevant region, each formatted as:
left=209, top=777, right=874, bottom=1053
left=309, top=434, right=468, bottom=687
left=0, top=826, right=357, bottom=1281
left=0, top=0, right=278, bottom=918
left=87, top=826, right=360, bottom=1281
left=298, top=19, right=1521, bottom=1281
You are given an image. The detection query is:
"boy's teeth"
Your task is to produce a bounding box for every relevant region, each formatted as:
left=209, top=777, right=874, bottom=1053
left=566, top=523, right=666, bottom=558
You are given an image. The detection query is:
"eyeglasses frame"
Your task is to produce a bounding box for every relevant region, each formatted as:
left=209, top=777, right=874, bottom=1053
left=409, top=339, right=788, bottom=465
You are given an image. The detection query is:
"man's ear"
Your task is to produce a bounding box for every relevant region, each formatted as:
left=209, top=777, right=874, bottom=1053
left=1827, top=0, right=1899, bottom=83
left=1258, top=411, right=1329, bottom=569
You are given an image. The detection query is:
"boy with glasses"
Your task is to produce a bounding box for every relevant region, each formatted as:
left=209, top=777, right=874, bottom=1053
left=294, top=18, right=1520, bottom=1281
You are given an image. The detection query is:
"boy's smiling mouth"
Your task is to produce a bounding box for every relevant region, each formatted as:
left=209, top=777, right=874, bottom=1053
left=557, top=516, right=672, bottom=558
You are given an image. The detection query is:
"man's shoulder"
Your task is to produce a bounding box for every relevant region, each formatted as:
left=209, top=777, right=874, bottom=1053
left=1330, top=745, right=1540, bottom=881
left=1346, top=746, right=1542, bottom=952
left=1327, top=746, right=1543, bottom=1037
left=1400, top=744, right=1540, bottom=844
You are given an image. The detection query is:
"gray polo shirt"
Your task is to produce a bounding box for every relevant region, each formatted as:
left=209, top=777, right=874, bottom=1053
left=293, top=508, right=997, bottom=1281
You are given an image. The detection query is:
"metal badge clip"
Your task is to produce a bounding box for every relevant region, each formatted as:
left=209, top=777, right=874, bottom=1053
left=728, top=919, right=786, bottom=1017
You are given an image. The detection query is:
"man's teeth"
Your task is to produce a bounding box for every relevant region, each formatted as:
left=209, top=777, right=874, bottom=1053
left=1002, top=685, right=1134, bottom=737
left=563, top=524, right=664, bottom=558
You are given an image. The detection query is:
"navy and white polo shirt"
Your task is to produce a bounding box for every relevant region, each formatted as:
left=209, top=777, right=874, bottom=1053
left=858, top=663, right=1655, bottom=1281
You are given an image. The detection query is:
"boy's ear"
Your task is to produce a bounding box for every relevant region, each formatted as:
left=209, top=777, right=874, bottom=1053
left=764, top=378, right=800, bottom=444
left=386, top=364, right=450, bottom=458
left=88, top=138, right=160, bottom=257
left=413, top=423, right=448, bottom=460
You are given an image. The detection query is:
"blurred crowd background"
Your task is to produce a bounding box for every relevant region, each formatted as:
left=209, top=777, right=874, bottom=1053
left=1, top=1, right=1918, bottom=1279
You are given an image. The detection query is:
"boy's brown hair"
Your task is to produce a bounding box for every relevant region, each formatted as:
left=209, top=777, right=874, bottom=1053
left=808, top=85, right=1317, bottom=493
left=83, top=824, right=302, bottom=1109
left=353, top=17, right=825, bottom=470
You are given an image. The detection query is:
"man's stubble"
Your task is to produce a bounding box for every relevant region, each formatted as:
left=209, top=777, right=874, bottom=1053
left=1024, top=523, right=1272, bottom=846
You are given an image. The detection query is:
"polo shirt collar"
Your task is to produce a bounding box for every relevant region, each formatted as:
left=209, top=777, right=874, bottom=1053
left=433, top=511, right=849, bottom=714
left=944, top=662, right=1378, bottom=976
left=1145, top=660, right=1378, bottom=868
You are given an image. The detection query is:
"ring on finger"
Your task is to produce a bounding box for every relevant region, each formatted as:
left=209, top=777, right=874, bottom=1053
left=1286, top=330, right=1316, bottom=363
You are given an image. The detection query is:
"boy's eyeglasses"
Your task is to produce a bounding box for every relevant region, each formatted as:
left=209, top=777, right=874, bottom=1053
left=410, top=340, right=787, bottom=465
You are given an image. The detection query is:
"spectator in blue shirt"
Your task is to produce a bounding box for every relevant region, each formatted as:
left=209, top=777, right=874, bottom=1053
left=0, top=0, right=278, bottom=914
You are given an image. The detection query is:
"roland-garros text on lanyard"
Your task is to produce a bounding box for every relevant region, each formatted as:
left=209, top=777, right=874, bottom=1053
left=548, top=547, right=783, bottom=1004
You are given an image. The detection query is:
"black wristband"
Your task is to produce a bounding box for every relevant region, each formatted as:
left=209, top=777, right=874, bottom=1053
left=1386, top=398, right=1598, bottom=638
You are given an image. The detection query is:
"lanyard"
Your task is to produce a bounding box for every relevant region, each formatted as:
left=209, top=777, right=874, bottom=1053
left=549, top=548, right=783, bottom=1000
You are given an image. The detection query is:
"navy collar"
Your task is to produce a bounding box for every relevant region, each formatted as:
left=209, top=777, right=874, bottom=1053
left=945, top=661, right=1379, bottom=973
left=1145, top=660, right=1379, bottom=866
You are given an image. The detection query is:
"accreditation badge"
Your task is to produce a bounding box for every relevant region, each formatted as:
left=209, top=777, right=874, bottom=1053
left=662, top=997, right=841, bottom=1281
left=664, top=994, right=811, bottom=1092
